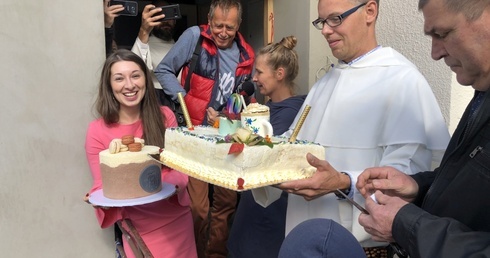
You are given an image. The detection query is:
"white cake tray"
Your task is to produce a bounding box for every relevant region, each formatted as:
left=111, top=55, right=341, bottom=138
left=89, top=182, right=176, bottom=207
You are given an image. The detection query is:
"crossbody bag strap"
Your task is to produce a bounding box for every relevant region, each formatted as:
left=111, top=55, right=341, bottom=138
left=184, top=35, right=203, bottom=92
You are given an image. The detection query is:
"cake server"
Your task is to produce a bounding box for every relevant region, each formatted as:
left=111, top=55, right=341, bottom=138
left=147, top=154, right=166, bottom=166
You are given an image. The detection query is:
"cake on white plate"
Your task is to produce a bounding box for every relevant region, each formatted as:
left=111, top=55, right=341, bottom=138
left=160, top=126, right=325, bottom=191
left=99, top=136, right=163, bottom=199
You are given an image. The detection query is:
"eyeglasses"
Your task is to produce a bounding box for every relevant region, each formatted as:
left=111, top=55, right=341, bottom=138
left=312, top=2, right=367, bottom=30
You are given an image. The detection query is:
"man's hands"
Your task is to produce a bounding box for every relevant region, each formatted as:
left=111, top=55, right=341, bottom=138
left=104, top=0, right=124, bottom=28
left=138, top=5, right=166, bottom=43
left=357, top=166, right=419, bottom=202
left=356, top=166, right=420, bottom=242
left=358, top=191, right=409, bottom=242
left=276, top=153, right=350, bottom=201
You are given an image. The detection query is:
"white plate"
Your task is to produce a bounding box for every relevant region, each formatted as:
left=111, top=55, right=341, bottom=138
left=89, top=182, right=176, bottom=207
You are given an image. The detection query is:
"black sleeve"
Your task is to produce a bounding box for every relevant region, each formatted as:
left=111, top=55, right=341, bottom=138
left=410, top=170, right=436, bottom=206
left=393, top=204, right=490, bottom=258
left=105, top=27, right=115, bottom=57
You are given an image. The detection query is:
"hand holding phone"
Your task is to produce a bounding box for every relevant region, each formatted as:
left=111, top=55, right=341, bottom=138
left=152, top=4, right=182, bottom=21
left=110, top=0, right=138, bottom=16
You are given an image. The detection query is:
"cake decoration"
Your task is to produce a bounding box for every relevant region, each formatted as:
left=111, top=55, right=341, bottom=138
left=226, top=93, right=243, bottom=116
left=160, top=126, right=325, bottom=191
left=289, top=105, right=311, bottom=142
left=108, top=137, right=145, bottom=154
left=240, top=103, right=273, bottom=137
left=177, top=92, right=194, bottom=130
left=215, top=93, right=244, bottom=135
left=237, top=178, right=245, bottom=190
left=139, top=164, right=162, bottom=193
left=99, top=136, right=163, bottom=199
left=217, top=127, right=273, bottom=155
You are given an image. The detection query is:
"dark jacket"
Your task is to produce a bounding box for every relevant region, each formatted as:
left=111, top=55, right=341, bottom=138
left=393, top=90, right=490, bottom=258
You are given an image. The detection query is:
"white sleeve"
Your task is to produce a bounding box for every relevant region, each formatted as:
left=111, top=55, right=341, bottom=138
left=131, top=37, right=153, bottom=71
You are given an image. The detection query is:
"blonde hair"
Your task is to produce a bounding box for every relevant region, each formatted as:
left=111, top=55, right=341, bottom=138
left=257, top=36, right=299, bottom=89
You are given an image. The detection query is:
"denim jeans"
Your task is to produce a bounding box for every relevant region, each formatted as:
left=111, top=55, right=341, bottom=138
left=278, top=218, right=365, bottom=258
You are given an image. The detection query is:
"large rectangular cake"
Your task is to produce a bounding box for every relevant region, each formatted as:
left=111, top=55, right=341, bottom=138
left=160, top=126, right=325, bottom=191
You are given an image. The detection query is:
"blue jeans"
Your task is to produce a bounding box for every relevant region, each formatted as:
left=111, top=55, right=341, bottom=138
left=278, top=218, right=365, bottom=258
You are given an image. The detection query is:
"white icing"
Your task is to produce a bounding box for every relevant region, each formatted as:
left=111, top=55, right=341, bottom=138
left=100, top=145, right=160, bottom=168
left=160, top=126, right=325, bottom=190
left=242, top=103, right=269, bottom=114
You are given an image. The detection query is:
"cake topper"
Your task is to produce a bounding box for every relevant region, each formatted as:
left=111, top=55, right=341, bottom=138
left=289, top=105, right=311, bottom=142
left=177, top=92, right=194, bottom=130
left=217, top=127, right=273, bottom=155
left=226, top=93, right=243, bottom=115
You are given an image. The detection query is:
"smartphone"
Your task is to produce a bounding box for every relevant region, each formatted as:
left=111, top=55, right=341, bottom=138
left=110, top=0, right=138, bottom=16
left=153, top=4, right=182, bottom=21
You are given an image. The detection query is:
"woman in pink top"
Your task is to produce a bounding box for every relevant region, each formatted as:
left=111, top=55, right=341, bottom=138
left=84, top=49, right=197, bottom=258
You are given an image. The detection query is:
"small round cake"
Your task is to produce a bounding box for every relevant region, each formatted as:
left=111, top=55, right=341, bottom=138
left=99, top=144, right=162, bottom=200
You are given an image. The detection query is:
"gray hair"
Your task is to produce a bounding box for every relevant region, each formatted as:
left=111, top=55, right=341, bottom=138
left=418, top=0, right=490, bottom=21
left=208, top=0, right=242, bottom=25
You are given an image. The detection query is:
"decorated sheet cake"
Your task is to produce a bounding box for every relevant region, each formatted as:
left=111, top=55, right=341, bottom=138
left=160, top=126, right=325, bottom=191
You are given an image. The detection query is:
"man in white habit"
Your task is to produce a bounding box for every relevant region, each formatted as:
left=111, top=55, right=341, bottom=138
left=252, top=0, right=450, bottom=255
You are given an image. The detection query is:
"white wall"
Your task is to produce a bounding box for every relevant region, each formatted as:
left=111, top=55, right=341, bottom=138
left=0, top=1, right=114, bottom=257
left=375, top=1, right=473, bottom=132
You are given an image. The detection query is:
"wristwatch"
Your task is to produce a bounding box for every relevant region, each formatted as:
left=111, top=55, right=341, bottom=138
left=334, top=172, right=351, bottom=199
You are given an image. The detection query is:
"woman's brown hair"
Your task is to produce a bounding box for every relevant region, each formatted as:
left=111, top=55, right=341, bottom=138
left=95, top=49, right=166, bottom=147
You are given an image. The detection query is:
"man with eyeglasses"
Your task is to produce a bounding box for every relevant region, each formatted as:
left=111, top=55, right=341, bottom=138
left=274, top=0, right=490, bottom=257
left=252, top=0, right=450, bottom=257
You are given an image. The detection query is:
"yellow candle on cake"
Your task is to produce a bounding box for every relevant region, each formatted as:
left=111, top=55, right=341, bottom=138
left=177, top=92, right=194, bottom=130
left=289, top=105, right=311, bottom=142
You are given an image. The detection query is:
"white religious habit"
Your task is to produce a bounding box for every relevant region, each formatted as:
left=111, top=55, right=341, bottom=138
left=252, top=47, right=450, bottom=247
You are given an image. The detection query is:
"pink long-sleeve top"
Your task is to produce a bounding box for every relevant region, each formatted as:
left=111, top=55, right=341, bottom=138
left=85, top=106, right=196, bottom=258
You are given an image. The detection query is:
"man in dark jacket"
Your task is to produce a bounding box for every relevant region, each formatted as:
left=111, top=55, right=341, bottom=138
left=278, top=0, right=490, bottom=258
left=356, top=0, right=490, bottom=257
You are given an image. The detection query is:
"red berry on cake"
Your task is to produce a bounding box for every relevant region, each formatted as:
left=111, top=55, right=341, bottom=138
left=237, top=178, right=245, bottom=190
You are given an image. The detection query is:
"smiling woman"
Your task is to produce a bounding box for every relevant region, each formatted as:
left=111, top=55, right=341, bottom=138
left=85, top=49, right=198, bottom=257
left=110, top=60, right=147, bottom=119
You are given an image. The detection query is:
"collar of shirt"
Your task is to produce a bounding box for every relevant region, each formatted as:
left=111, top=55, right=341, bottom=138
left=341, top=45, right=382, bottom=66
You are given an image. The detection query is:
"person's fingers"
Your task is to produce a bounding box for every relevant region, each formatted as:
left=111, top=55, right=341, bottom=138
left=306, top=152, right=320, bottom=167
left=306, top=153, right=332, bottom=171
left=279, top=176, right=317, bottom=192
left=372, top=190, right=389, bottom=204
left=83, top=193, right=91, bottom=204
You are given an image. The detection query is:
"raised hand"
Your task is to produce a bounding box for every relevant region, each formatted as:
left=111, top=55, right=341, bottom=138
left=104, top=0, right=124, bottom=28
